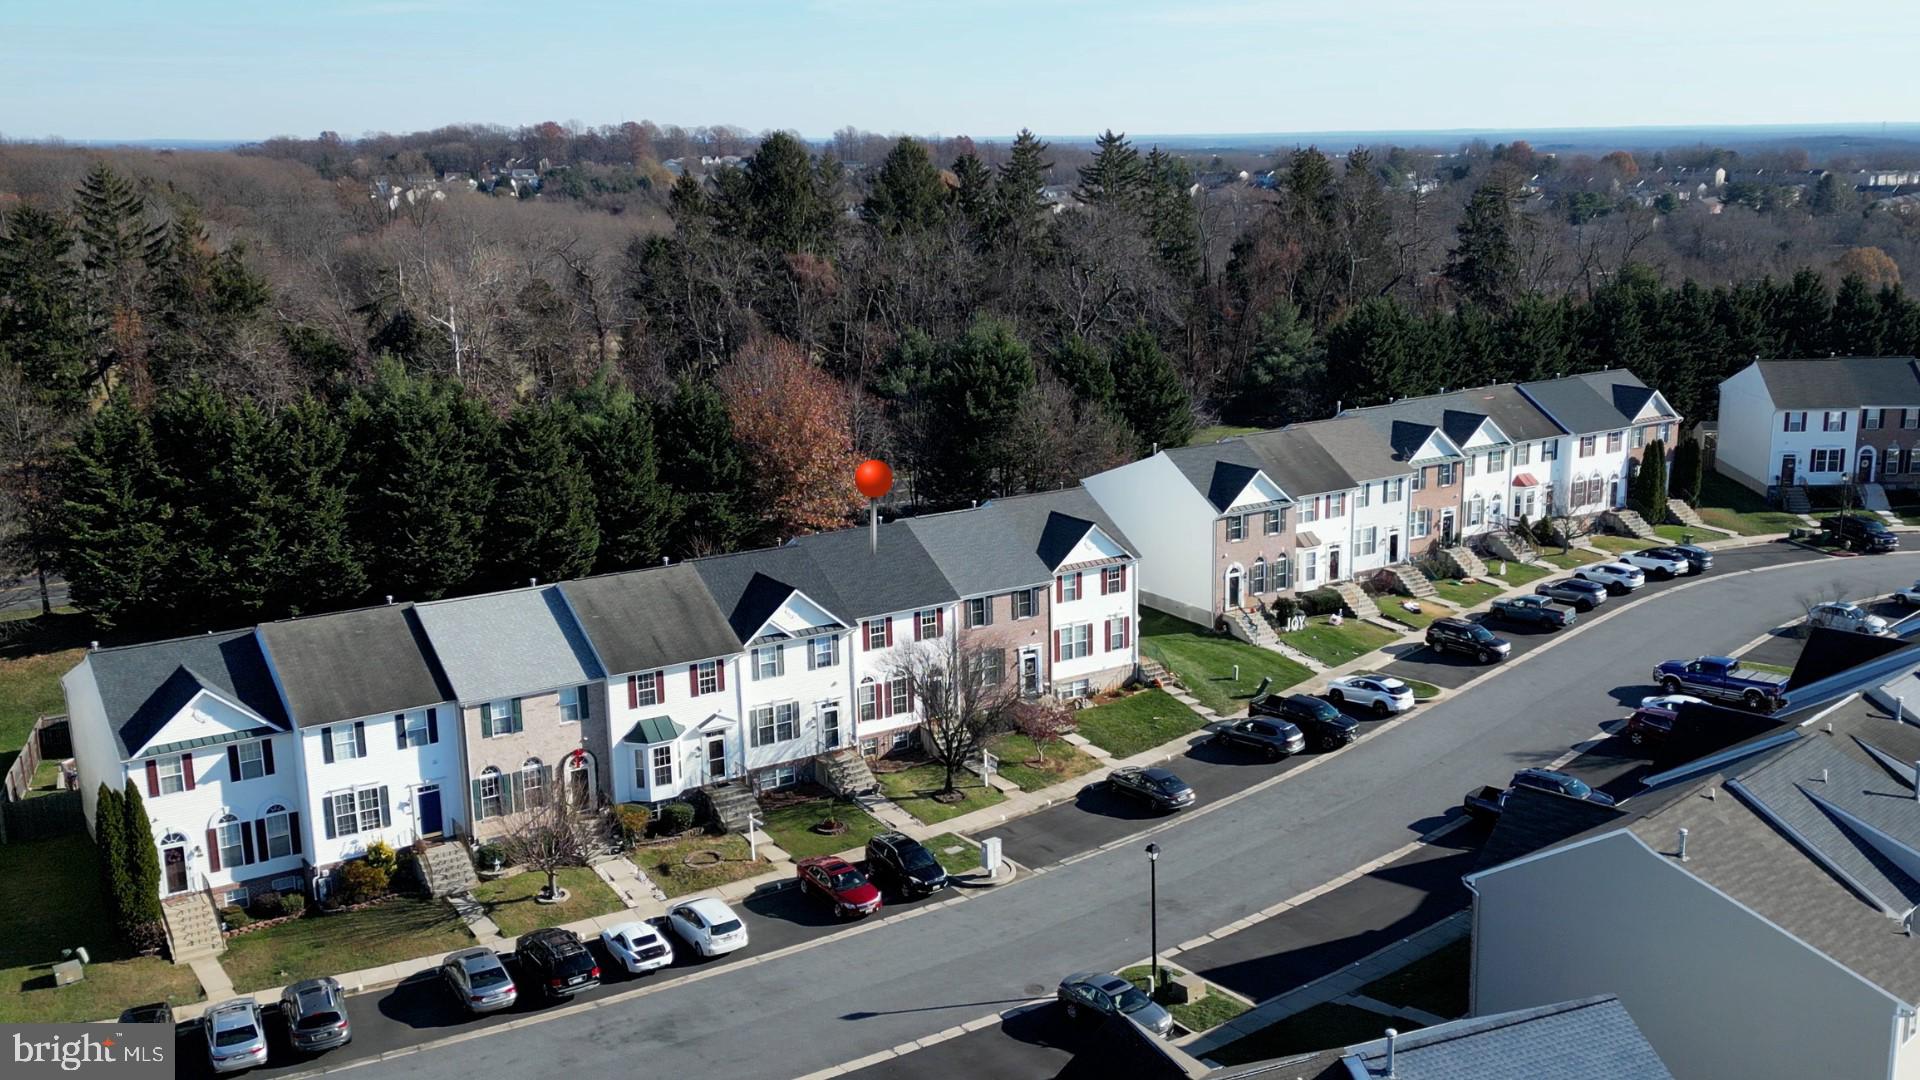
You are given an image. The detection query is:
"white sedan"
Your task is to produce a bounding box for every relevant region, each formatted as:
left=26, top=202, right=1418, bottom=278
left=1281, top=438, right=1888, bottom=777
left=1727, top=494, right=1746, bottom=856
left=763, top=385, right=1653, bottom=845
left=1619, top=548, right=1692, bottom=578
left=666, top=898, right=749, bottom=959
left=1895, top=581, right=1920, bottom=605
left=1325, top=673, right=1417, bottom=716
left=1640, top=693, right=1708, bottom=711
left=600, top=920, right=675, bottom=975
left=1575, top=562, right=1646, bottom=593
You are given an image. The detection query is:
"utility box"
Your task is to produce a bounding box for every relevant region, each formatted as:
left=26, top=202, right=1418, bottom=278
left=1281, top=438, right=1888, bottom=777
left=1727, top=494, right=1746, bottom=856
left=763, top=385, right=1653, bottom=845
left=52, top=959, right=83, bottom=986
left=981, top=837, right=1002, bottom=874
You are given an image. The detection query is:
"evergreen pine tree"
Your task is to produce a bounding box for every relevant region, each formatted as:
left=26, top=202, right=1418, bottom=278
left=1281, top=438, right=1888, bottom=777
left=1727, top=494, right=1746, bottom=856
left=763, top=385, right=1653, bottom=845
left=1445, top=181, right=1519, bottom=310
left=490, top=402, right=600, bottom=585
left=1671, top=433, right=1704, bottom=502
left=1495, top=295, right=1573, bottom=383
left=1229, top=301, right=1325, bottom=427
left=143, top=202, right=272, bottom=389
left=1142, top=148, right=1200, bottom=280
left=994, top=129, right=1052, bottom=252
left=568, top=378, right=672, bottom=573
left=918, top=318, right=1037, bottom=504
left=53, top=392, right=173, bottom=630
left=654, top=377, right=755, bottom=554
left=1778, top=269, right=1832, bottom=357
left=1323, top=298, right=1424, bottom=405
left=1633, top=439, right=1670, bottom=526
left=269, top=397, right=366, bottom=615
left=121, top=780, right=165, bottom=952
left=148, top=384, right=282, bottom=627
left=1109, top=327, right=1195, bottom=454
left=1829, top=275, right=1883, bottom=356
left=72, top=163, right=163, bottom=387
left=719, top=131, right=839, bottom=256
left=861, top=137, right=949, bottom=233
left=94, top=783, right=129, bottom=940
left=1074, top=130, right=1144, bottom=209
left=0, top=205, right=92, bottom=410
left=1047, top=335, right=1116, bottom=411
left=950, top=153, right=994, bottom=237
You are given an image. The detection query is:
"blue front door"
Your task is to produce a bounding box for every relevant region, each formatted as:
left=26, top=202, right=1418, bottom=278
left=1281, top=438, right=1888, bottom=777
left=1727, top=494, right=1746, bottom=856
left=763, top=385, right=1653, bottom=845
left=417, top=786, right=443, bottom=837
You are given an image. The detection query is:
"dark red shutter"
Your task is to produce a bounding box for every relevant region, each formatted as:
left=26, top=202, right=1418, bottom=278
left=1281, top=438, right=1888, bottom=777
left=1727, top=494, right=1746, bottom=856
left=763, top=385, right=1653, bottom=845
left=183, top=755, right=195, bottom=791
left=262, top=740, right=275, bottom=775
left=1053, top=630, right=1061, bottom=662
left=861, top=621, right=871, bottom=651
left=206, top=829, right=221, bottom=872
left=240, top=823, right=254, bottom=865
left=227, top=745, right=240, bottom=779
left=655, top=671, right=665, bottom=699
left=628, top=675, right=639, bottom=708
left=1075, top=572, right=1083, bottom=598
left=914, top=613, right=923, bottom=641
left=1103, top=619, right=1112, bottom=651
left=1056, top=576, right=1064, bottom=602
left=716, top=662, right=726, bottom=691
left=689, top=666, right=700, bottom=696
left=884, top=617, right=894, bottom=647
left=880, top=684, right=891, bottom=718
left=1123, top=617, right=1131, bottom=648
left=145, top=760, right=159, bottom=797
left=936, top=608, right=945, bottom=636
left=254, top=820, right=268, bottom=859
left=1120, top=565, right=1128, bottom=592
left=289, top=812, right=302, bottom=854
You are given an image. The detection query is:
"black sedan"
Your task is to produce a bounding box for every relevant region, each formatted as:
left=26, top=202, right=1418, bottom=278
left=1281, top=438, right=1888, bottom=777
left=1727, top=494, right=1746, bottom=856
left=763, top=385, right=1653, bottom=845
left=1534, top=577, right=1608, bottom=611
left=1663, top=543, right=1714, bottom=573
left=1105, top=765, right=1196, bottom=811
left=1206, top=717, right=1307, bottom=760
left=1488, top=594, right=1575, bottom=629
left=1250, top=692, right=1360, bottom=751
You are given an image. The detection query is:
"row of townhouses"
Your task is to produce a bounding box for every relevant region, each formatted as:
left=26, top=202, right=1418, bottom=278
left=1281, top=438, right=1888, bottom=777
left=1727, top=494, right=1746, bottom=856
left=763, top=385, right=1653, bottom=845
left=1716, top=355, right=1920, bottom=496
left=1085, top=369, right=1679, bottom=627
left=64, top=489, right=1141, bottom=908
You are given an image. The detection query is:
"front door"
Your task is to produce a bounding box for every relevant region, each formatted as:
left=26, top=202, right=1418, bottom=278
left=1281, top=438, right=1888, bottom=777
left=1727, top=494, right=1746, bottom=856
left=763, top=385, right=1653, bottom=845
left=568, top=761, right=590, bottom=806
left=1780, top=454, right=1797, bottom=486
left=1226, top=569, right=1242, bottom=609
left=1859, top=447, right=1876, bottom=484
left=1020, top=649, right=1043, bottom=696
left=1388, top=532, right=1401, bottom=563
left=821, top=703, right=842, bottom=750
left=1441, top=510, right=1456, bottom=546
left=706, top=735, right=727, bottom=783
left=1328, top=547, right=1341, bottom=581
left=164, top=846, right=187, bottom=894
left=416, top=785, right=443, bottom=838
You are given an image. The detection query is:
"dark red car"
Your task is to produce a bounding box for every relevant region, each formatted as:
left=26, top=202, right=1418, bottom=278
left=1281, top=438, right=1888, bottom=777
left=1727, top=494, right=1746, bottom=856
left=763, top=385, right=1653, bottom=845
left=796, top=855, right=882, bottom=918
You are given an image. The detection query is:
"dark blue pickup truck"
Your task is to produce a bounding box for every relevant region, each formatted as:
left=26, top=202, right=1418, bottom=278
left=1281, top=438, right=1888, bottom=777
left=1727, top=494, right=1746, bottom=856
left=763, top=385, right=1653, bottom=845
left=1651, top=655, right=1789, bottom=711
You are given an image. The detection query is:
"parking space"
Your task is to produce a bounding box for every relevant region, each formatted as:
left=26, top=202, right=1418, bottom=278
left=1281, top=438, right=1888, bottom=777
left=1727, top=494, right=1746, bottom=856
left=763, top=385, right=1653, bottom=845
left=837, top=1002, right=1086, bottom=1080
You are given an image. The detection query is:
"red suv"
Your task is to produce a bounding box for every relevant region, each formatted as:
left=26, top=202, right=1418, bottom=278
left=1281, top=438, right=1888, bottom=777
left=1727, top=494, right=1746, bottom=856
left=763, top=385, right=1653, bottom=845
left=796, top=855, right=882, bottom=918
left=1624, top=705, right=1677, bottom=747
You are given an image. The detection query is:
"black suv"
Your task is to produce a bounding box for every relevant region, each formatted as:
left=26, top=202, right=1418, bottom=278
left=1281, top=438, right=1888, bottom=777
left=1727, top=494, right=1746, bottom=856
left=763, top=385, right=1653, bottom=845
left=865, top=832, right=949, bottom=896
left=1425, top=617, right=1512, bottom=663
left=515, top=928, right=600, bottom=1000
left=1250, top=692, right=1360, bottom=751
left=1206, top=717, right=1307, bottom=760
left=1822, top=514, right=1899, bottom=553
left=1106, top=765, right=1196, bottom=811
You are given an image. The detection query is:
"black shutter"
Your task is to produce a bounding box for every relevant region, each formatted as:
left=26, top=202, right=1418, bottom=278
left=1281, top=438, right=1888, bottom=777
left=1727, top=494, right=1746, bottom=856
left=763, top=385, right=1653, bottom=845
left=321, top=727, right=334, bottom=764
left=240, top=823, right=255, bottom=865
left=353, top=721, right=366, bottom=757
left=227, top=745, right=240, bottom=780
left=289, top=812, right=302, bottom=854
left=262, top=739, right=275, bottom=776
left=378, top=787, right=391, bottom=828
left=322, top=797, right=336, bottom=839
left=426, top=707, right=439, bottom=744
left=255, top=819, right=268, bottom=858
left=396, top=714, right=408, bottom=750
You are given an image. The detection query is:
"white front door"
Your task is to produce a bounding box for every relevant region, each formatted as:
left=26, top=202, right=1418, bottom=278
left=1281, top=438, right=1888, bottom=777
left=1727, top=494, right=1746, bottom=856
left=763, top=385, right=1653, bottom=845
left=821, top=702, right=842, bottom=750
left=1019, top=648, right=1043, bottom=696
left=705, top=734, right=727, bottom=783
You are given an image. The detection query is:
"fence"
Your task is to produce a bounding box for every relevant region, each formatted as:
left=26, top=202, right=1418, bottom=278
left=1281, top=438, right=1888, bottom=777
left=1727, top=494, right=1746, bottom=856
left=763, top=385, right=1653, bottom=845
left=1, top=714, right=83, bottom=842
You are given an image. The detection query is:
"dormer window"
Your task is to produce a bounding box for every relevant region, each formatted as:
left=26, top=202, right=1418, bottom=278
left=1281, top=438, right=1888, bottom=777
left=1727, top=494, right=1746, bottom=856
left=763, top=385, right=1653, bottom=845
left=156, top=755, right=185, bottom=795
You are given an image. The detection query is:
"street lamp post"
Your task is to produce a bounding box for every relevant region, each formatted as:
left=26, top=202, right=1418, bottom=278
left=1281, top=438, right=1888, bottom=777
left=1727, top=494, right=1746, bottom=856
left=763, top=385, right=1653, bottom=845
left=1145, top=842, right=1161, bottom=996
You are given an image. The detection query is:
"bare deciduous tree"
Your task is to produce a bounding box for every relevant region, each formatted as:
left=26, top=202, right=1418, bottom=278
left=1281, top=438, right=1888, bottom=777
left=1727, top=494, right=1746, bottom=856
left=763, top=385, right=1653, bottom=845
left=887, top=636, right=1023, bottom=796
left=500, top=792, right=597, bottom=901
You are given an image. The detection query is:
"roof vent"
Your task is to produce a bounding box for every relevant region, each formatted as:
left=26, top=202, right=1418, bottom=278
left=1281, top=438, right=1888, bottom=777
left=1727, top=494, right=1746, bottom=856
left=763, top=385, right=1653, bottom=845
left=1705, top=786, right=1716, bottom=800
left=663, top=556, right=671, bottom=565
left=385, top=594, right=395, bottom=605
left=528, top=578, right=538, bottom=588
left=1826, top=722, right=1835, bottom=735
left=1384, top=1028, right=1398, bottom=1078
left=88, top=640, right=99, bottom=651
left=1677, top=827, right=1690, bottom=861
left=1821, top=768, right=1830, bottom=783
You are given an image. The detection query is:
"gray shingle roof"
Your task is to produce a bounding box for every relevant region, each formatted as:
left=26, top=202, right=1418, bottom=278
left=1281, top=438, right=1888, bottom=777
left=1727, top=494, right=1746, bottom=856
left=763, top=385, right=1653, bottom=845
left=1162, top=416, right=1407, bottom=509
left=411, top=586, right=603, bottom=703
left=1520, top=369, right=1671, bottom=435
left=256, top=604, right=451, bottom=727
left=1241, top=426, right=1361, bottom=498
left=691, top=545, right=852, bottom=643
left=557, top=564, right=740, bottom=676
left=1344, top=384, right=1570, bottom=458
left=87, top=630, right=290, bottom=760
left=1166, top=439, right=1274, bottom=511
left=1752, top=357, right=1920, bottom=409
left=789, top=523, right=959, bottom=620
left=1285, top=416, right=1412, bottom=483
left=1332, top=995, right=1674, bottom=1080
left=904, top=488, right=1138, bottom=598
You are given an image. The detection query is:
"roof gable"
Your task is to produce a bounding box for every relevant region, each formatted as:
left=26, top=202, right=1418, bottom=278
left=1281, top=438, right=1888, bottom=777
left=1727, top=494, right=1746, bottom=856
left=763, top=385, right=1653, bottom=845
left=557, top=565, right=741, bottom=676
left=1059, top=525, right=1128, bottom=569
left=1448, top=411, right=1511, bottom=449
left=88, top=629, right=291, bottom=761
left=906, top=488, right=1138, bottom=597
left=132, top=680, right=276, bottom=759
left=1225, top=470, right=1289, bottom=510
left=749, top=588, right=844, bottom=644
left=788, top=524, right=958, bottom=620
left=691, top=545, right=853, bottom=643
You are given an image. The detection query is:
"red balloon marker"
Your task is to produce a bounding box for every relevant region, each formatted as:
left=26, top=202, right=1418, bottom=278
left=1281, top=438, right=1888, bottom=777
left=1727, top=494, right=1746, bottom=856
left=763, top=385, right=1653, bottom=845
left=857, top=459, right=893, bottom=551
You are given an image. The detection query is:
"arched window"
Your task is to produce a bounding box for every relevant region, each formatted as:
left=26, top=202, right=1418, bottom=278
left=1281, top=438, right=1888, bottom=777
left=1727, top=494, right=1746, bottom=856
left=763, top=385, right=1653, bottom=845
left=1250, top=558, right=1267, bottom=595
left=858, top=678, right=878, bottom=723
left=213, top=812, right=246, bottom=870
left=521, top=758, right=547, bottom=808
left=477, top=766, right=504, bottom=820
left=1490, top=494, right=1504, bottom=525
left=1275, top=554, right=1291, bottom=591
left=261, top=803, right=293, bottom=860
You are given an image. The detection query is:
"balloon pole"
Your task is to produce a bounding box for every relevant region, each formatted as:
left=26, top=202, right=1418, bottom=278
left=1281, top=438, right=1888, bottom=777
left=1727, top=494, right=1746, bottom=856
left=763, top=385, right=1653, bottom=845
left=855, top=459, right=894, bottom=557
left=870, top=499, right=878, bottom=553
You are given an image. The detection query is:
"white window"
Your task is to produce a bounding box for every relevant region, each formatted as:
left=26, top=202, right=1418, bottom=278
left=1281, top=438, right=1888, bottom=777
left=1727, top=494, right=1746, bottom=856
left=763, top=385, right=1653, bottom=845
left=1659, top=423, right=1672, bottom=442
left=1106, top=618, right=1130, bottom=651
left=889, top=729, right=914, bottom=750
left=1540, top=439, right=1558, bottom=461
left=1357, top=527, right=1378, bottom=556
left=1865, top=408, right=1884, bottom=430
left=1103, top=566, right=1125, bottom=593
left=1303, top=550, right=1319, bottom=583
left=1468, top=496, right=1485, bottom=525
left=1488, top=448, right=1506, bottom=471
left=1225, top=514, right=1246, bottom=542
left=404, top=710, right=430, bottom=747
left=810, top=636, right=838, bottom=669
left=1061, top=680, right=1092, bottom=700
left=234, top=741, right=265, bottom=781
left=1250, top=559, right=1267, bottom=594
left=1412, top=509, right=1430, bottom=539
left=1465, top=454, right=1477, bottom=477
left=889, top=679, right=910, bottom=715
left=333, top=791, right=359, bottom=836
left=696, top=661, right=720, bottom=695
left=521, top=760, right=546, bottom=809
left=1515, top=442, right=1531, bottom=465
left=1327, top=492, right=1345, bottom=516
left=1631, top=426, right=1646, bottom=448
left=1060, top=574, right=1081, bottom=602
left=1811, top=448, right=1845, bottom=472
left=1606, top=431, right=1623, bottom=452
left=651, top=745, right=673, bottom=788
left=1436, top=462, right=1456, bottom=485
left=756, top=765, right=799, bottom=792
left=216, top=816, right=246, bottom=869
left=1263, top=508, right=1282, bottom=534
left=557, top=686, right=584, bottom=723
left=751, top=706, right=775, bottom=747
left=1300, top=499, right=1318, bottom=523
left=481, top=700, right=520, bottom=737
left=1411, top=468, right=1426, bottom=491
left=263, top=808, right=293, bottom=860
left=754, top=645, right=785, bottom=680
left=1823, top=410, right=1847, bottom=432
left=1059, top=623, right=1092, bottom=661
left=1013, top=589, right=1037, bottom=619
left=222, top=887, right=249, bottom=908
left=1579, top=435, right=1596, bottom=458
left=1274, top=555, right=1290, bottom=590
left=978, top=648, right=1006, bottom=686
left=966, top=597, right=990, bottom=627
left=750, top=703, right=799, bottom=747
left=858, top=681, right=878, bottom=722
left=1784, top=411, right=1807, bottom=432
left=332, top=724, right=363, bottom=760
left=477, top=769, right=503, bottom=820
left=632, top=671, right=661, bottom=706
left=156, top=755, right=185, bottom=795
left=271, top=875, right=303, bottom=892
left=360, top=786, right=387, bottom=832
left=918, top=609, right=940, bottom=638
left=1356, top=482, right=1370, bottom=508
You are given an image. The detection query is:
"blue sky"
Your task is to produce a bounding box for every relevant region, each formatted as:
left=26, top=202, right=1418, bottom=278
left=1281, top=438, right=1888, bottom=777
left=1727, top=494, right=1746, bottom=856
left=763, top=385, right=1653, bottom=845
left=3, top=1, right=1915, bottom=142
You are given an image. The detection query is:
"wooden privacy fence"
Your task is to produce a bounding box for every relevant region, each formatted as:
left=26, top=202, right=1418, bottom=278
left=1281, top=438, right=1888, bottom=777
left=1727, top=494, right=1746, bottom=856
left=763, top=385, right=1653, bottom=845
left=1, top=714, right=83, bottom=842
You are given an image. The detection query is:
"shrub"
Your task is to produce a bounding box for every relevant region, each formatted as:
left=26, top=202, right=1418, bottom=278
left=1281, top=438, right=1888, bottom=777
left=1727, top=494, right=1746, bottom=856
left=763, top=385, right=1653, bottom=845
left=336, top=859, right=391, bottom=905
left=657, top=801, right=697, bottom=836
left=472, top=842, right=508, bottom=872
left=1298, top=588, right=1345, bottom=616
left=615, top=803, right=652, bottom=843
left=220, top=906, right=252, bottom=929
left=247, top=892, right=283, bottom=919
left=279, top=892, right=307, bottom=918
left=363, top=839, right=398, bottom=875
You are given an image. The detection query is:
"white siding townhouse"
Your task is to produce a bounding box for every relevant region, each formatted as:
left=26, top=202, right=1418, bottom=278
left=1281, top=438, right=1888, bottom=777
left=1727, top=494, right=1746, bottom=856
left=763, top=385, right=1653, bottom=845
left=1715, top=356, right=1920, bottom=495
left=65, top=630, right=307, bottom=908
left=555, top=564, right=746, bottom=807
left=257, top=604, right=466, bottom=879
left=1516, top=370, right=1680, bottom=519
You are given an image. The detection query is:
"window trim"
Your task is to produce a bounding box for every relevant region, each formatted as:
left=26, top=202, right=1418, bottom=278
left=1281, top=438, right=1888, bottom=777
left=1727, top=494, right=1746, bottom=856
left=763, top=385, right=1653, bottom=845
left=234, top=741, right=265, bottom=781
left=216, top=816, right=246, bottom=870
left=556, top=686, right=584, bottom=724
left=1225, top=514, right=1246, bottom=542
left=263, top=809, right=293, bottom=860
left=650, top=744, right=673, bottom=788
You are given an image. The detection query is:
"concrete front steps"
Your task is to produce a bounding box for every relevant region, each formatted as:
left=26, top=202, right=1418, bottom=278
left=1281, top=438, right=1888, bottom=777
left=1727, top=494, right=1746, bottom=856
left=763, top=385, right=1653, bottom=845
left=701, top=782, right=762, bottom=834
left=1600, top=508, right=1659, bottom=540
left=1329, top=581, right=1380, bottom=620
left=1378, top=564, right=1437, bottom=600
left=1439, top=546, right=1487, bottom=579
left=1228, top=607, right=1327, bottom=673
left=420, top=840, right=480, bottom=898
left=818, top=749, right=879, bottom=798
left=1666, top=500, right=1706, bottom=529
left=1781, top=485, right=1813, bottom=514
left=1480, top=529, right=1536, bottom=564
left=162, top=893, right=225, bottom=964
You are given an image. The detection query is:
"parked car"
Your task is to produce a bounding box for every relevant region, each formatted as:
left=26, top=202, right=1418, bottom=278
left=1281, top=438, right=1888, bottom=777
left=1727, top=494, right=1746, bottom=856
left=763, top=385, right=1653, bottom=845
left=280, top=976, right=351, bottom=1054
left=441, top=947, right=518, bottom=1014
left=1462, top=784, right=1512, bottom=821
left=1574, top=562, right=1647, bottom=594
left=1424, top=617, right=1512, bottom=663
left=1822, top=513, right=1899, bottom=553
left=119, top=1002, right=175, bottom=1024
left=1896, top=580, right=1920, bottom=605
left=1640, top=692, right=1707, bottom=711
left=203, top=998, right=269, bottom=1073
left=1249, top=690, right=1360, bottom=750
left=667, top=897, right=749, bottom=958
left=1620, top=547, right=1693, bottom=578
left=1106, top=765, right=1196, bottom=811
left=600, top=920, right=674, bottom=975
left=515, top=927, right=601, bottom=1000
left=1652, top=655, right=1790, bottom=711
left=1325, top=672, right=1417, bottom=716
left=796, top=855, right=883, bottom=918
left=1666, top=543, right=1715, bottom=573
left=1057, top=971, right=1174, bottom=1037
left=1511, top=767, right=1617, bottom=806
left=1535, top=577, right=1609, bottom=611
left=1807, top=600, right=1892, bottom=636
left=866, top=832, right=949, bottom=896
left=1489, top=594, right=1576, bottom=629
left=1205, top=716, right=1306, bottom=760
left=1623, top=705, right=1678, bottom=747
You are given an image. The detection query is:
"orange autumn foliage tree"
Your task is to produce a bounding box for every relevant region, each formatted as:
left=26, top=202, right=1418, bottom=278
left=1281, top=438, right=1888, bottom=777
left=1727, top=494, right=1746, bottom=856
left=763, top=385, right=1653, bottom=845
left=717, top=337, right=863, bottom=537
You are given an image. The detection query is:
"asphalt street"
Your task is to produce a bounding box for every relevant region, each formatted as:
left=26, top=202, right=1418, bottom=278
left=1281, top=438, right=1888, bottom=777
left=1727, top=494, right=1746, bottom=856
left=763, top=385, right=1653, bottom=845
left=185, top=544, right=1920, bottom=1080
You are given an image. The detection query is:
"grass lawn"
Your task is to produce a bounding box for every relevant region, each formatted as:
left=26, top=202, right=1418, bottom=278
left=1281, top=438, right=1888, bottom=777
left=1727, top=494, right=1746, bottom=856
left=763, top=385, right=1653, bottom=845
left=0, top=833, right=204, bottom=1022
left=1535, top=548, right=1604, bottom=570
left=1357, top=937, right=1470, bottom=1020
left=471, top=866, right=625, bottom=940
left=1654, top=523, right=1724, bottom=543
left=1206, top=1001, right=1428, bottom=1066
left=634, top=831, right=770, bottom=899
left=988, top=732, right=1100, bottom=792
left=1739, top=660, right=1795, bottom=677
left=1140, top=610, right=1311, bottom=715
left=1190, top=424, right=1260, bottom=445
left=1379, top=597, right=1454, bottom=631
left=1401, top=678, right=1441, bottom=700
left=1481, top=560, right=1551, bottom=588
left=1281, top=615, right=1400, bottom=667
left=1695, top=472, right=1809, bottom=536
left=757, top=797, right=888, bottom=860
left=1073, top=689, right=1208, bottom=759
left=222, top=897, right=474, bottom=993
left=875, top=762, right=1006, bottom=825
left=923, top=832, right=981, bottom=875
left=0, top=644, right=86, bottom=777
left=1431, top=578, right=1504, bottom=608
left=1119, top=965, right=1250, bottom=1033
left=1587, top=534, right=1646, bottom=555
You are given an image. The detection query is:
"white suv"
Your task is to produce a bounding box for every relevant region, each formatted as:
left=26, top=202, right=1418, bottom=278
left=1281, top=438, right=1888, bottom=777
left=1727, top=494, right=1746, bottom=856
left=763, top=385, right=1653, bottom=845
left=1807, top=601, right=1891, bottom=635
left=1325, top=673, right=1417, bottom=715
left=1575, top=562, right=1646, bottom=593
left=1619, top=547, right=1692, bottom=578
